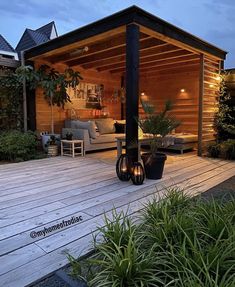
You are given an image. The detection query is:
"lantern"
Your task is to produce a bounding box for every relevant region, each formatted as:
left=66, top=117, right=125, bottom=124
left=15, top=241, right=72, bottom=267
left=116, top=154, right=131, bottom=181
left=131, top=162, right=145, bottom=185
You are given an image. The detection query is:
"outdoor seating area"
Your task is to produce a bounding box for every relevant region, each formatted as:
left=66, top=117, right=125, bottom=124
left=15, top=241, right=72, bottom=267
left=22, top=6, right=226, bottom=161
left=62, top=118, right=198, bottom=155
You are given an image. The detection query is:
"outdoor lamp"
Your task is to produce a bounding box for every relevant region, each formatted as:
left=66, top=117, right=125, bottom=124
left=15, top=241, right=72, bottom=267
left=116, top=154, right=131, bottom=181
left=131, top=162, right=145, bottom=185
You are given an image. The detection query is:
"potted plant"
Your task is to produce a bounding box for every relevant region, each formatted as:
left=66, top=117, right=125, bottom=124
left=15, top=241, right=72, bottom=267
left=66, top=132, right=73, bottom=140
left=137, top=99, right=180, bottom=179
left=46, top=135, right=60, bottom=157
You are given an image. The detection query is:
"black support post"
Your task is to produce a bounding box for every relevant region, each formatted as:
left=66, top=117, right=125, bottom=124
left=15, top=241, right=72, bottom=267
left=126, top=24, right=139, bottom=162
left=121, top=75, right=125, bottom=120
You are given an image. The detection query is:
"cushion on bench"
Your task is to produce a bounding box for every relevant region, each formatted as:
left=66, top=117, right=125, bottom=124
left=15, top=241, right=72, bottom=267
left=174, top=134, right=198, bottom=144
left=90, top=133, right=125, bottom=144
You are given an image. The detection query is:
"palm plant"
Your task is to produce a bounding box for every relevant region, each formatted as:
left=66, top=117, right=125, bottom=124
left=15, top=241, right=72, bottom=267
left=138, top=99, right=180, bottom=155
left=137, top=99, right=180, bottom=179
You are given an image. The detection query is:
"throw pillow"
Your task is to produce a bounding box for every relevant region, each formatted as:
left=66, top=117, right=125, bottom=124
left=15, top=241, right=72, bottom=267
left=95, top=118, right=115, bottom=134
left=116, top=119, right=126, bottom=125
left=115, top=122, right=125, bottom=133
left=71, top=120, right=97, bottom=139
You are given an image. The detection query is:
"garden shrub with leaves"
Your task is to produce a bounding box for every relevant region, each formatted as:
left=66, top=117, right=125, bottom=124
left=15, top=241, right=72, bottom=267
left=0, top=68, right=24, bottom=130
left=214, top=73, right=235, bottom=141
left=0, top=130, right=38, bottom=161
left=207, top=139, right=235, bottom=160
left=69, top=188, right=235, bottom=287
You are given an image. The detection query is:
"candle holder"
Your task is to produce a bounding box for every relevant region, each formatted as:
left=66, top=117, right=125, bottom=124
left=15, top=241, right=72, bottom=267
left=130, top=162, right=145, bottom=185
left=116, top=154, right=131, bottom=181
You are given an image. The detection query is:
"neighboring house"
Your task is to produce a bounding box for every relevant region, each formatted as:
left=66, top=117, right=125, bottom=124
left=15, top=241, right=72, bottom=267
left=15, top=21, right=58, bottom=58
left=0, top=34, right=19, bottom=68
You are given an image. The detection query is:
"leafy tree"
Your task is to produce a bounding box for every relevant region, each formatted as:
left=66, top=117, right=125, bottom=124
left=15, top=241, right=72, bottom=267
left=0, top=65, right=82, bottom=133
left=214, top=73, right=235, bottom=141
left=34, top=65, right=82, bottom=134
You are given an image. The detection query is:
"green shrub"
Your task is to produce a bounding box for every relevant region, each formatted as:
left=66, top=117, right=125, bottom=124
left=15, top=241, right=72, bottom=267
left=207, top=139, right=235, bottom=160
left=0, top=130, right=38, bottom=161
left=220, top=139, right=235, bottom=160
left=207, top=143, right=220, bottom=158
left=69, top=188, right=235, bottom=287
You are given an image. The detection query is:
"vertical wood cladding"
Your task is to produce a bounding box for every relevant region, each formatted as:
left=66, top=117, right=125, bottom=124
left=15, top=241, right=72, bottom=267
left=202, top=57, right=221, bottom=146
left=139, top=63, right=200, bottom=134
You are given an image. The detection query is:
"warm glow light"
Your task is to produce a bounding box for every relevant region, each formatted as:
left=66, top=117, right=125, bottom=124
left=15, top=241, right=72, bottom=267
left=134, top=169, right=141, bottom=176
left=180, top=89, right=185, bottom=93
left=140, top=92, right=148, bottom=101
left=209, top=84, right=214, bottom=88
left=215, top=75, right=221, bottom=81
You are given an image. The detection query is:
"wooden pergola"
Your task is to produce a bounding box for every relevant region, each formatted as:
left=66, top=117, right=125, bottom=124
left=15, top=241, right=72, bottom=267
left=25, top=6, right=227, bottom=157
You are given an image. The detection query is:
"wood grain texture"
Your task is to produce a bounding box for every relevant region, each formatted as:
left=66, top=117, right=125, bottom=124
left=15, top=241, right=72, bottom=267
left=0, top=153, right=234, bottom=287
left=139, top=67, right=200, bottom=134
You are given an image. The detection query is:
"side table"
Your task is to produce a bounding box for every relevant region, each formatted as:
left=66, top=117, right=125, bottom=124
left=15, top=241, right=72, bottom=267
left=61, top=140, right=84, bottom=158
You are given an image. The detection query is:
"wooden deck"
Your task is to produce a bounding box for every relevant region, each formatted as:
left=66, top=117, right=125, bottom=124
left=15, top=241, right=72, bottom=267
left=0, top=152, right=234, bottom=287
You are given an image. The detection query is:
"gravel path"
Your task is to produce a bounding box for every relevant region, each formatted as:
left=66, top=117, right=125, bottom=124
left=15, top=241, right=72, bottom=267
left=200, top=176, right=235, bottom=201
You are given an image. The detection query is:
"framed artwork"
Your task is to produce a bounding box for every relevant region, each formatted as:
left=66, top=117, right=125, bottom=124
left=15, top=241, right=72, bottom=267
left=67, top=82, right=104, bottom=110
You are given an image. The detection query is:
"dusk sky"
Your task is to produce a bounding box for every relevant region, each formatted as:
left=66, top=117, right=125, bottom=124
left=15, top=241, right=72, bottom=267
left=0, top=0, right=234, bottom=68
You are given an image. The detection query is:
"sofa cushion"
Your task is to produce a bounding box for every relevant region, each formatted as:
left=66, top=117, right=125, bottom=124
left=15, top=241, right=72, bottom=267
left=95, top=118, right=115, bottom=134
left=71, top=120, right=97, bottom=139
left=90, top=133, right=125, bottom=144
left=174, top=134, right=198, bottom=144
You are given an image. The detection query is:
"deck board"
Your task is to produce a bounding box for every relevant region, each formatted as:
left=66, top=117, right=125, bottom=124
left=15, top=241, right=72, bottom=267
left=0, top=153, right=234, bottom=287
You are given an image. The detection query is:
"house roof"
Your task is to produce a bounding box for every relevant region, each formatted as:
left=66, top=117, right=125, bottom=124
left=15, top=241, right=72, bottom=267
left=25, top=5, right=227, bottom=61
left=36, top=21, right=57, bottom=38
left=27, top=29, right=49, bottom=45
left=0, top=34, right=15, bottom=53
left=15, top=22, right=57, bottom=55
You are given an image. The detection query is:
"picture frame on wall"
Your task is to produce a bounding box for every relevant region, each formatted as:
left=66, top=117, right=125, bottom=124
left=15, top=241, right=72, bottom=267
left=68, top=82, right=104, bottom=110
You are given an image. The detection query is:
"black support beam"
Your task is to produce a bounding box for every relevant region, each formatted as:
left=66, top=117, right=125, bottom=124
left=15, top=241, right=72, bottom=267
left=126, top=24, right=139, bottom=162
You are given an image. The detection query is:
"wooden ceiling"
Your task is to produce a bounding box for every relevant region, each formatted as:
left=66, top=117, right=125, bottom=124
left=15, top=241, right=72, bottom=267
left=43, top=29, right=200, bottom=75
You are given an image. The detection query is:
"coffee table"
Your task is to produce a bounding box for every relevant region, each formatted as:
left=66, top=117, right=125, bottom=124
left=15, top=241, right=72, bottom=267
left=116, top=136, right=154, bottom=161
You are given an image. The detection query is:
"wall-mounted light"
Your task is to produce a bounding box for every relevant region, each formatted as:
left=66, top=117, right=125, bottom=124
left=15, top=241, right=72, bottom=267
left=140, top=92, right=148, bottom=101
left=180, top=89, right=185, bottom=93
left=209, top=84, right=214, bottom=88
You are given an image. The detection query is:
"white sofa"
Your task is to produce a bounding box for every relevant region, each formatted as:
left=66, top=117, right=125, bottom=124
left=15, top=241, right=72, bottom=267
left=62, top=119, right=125, bottom=154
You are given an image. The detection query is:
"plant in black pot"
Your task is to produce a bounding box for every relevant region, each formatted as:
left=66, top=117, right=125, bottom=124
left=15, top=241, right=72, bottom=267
left=137, top=99, right=180, bottom=179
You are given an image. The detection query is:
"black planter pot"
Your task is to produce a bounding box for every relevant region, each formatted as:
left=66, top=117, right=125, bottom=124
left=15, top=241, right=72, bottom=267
left=141, top=152, right=167, bottom=179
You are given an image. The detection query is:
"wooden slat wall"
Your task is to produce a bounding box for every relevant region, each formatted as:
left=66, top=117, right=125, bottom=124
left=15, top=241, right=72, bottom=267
left=35, top=62, right=121, bottom=133
left=139, top=62, right=200, bottom=134
left=0, top=56, right=19, bottom=68
left=202, top=56, right=221, bottom=147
